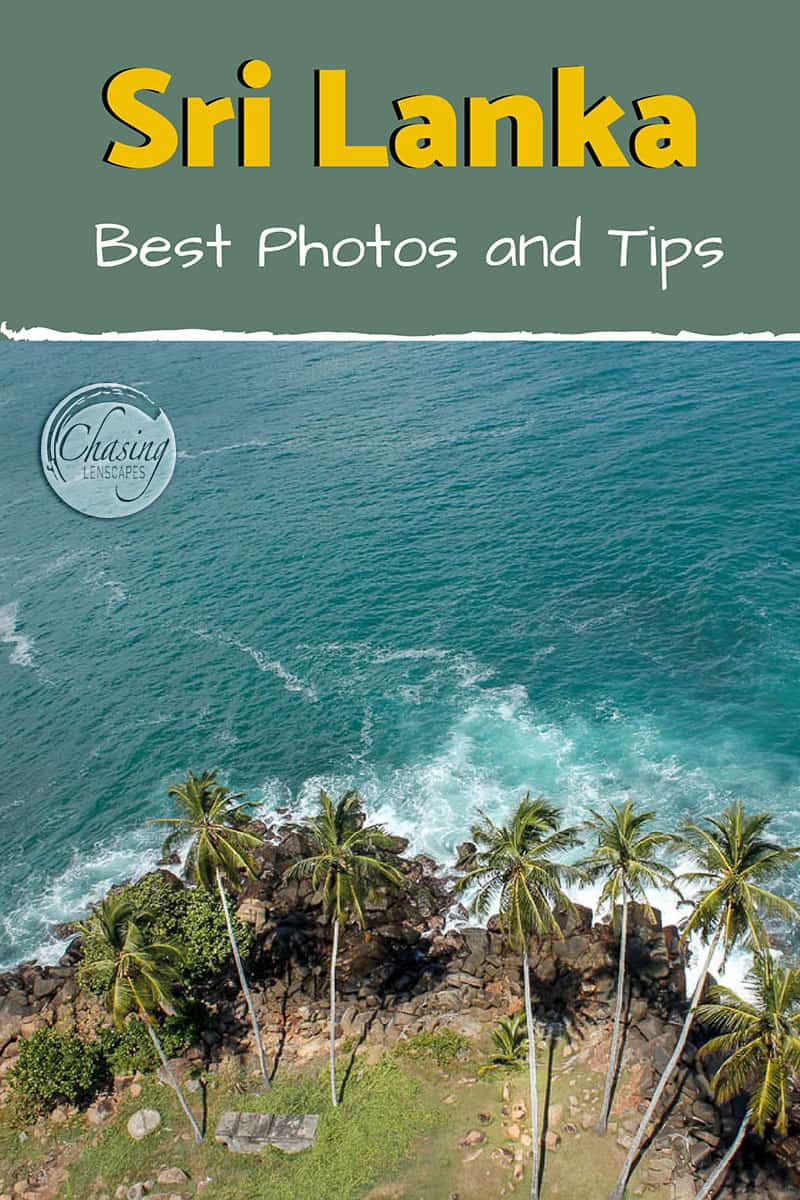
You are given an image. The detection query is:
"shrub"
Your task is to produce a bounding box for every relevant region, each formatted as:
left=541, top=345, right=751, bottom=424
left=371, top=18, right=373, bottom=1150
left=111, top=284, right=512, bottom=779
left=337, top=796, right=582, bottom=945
left=11, top=1028, right=107, bottom=1121
left=77, top=872, right=254, bottom=992
left=98, top=1004, right=207, bottom=1075
left=180, top=886, right=254, bottom=985
left=392, top=1028, right=471, bottom=1067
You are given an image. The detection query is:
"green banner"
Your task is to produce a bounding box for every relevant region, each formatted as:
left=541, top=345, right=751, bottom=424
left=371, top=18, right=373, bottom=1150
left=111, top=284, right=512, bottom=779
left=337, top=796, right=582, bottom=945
left=2, top=1, right=796, bottom=335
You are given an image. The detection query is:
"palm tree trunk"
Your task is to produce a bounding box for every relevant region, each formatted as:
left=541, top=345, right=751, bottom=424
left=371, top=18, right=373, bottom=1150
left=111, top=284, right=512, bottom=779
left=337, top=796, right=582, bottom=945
left=597, top=889, right=629, bottom=1135
left=143, top=1017, right=203, bottom=1143
left=330, top=917, right=340, bottom=1108
left=610, top=929, right=721, bottom=1200
left=693, top=1114, right=749, bottom=1200
left=523, top=946, right=540, bottom=1200
left=215, top=867, right=270, bottom=1089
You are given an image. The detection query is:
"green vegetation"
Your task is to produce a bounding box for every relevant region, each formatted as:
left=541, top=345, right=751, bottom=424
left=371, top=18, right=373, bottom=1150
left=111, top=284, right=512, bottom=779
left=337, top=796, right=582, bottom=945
left=154, top=768, right=270, bottom=1087
left=287, top=789, right=404, bottom=1107
left=611, top=800, right=800, bottom=1200
left=77, top=871, right=253, bottom=993
left=9, top=1028, right=107, bottom=1123
left=393, top=1028, right=471, bottom=1068
left=579, top=800, right=675, bottom=1134
left=2, top=1027, right=673, bottom=1200
left=77, top=892, right=203, bottom=1142
left=479, top=1011, right=529, bottom=1075
left=693, top=951, right=800, bottom=1199
left=62, top=1053, right=437, bottom=1200
left=456, top=795, right=580, bottom=1200
left=98, top=1004, right=205, bottom=1075
left=4, top=774, right=800, bottom=1200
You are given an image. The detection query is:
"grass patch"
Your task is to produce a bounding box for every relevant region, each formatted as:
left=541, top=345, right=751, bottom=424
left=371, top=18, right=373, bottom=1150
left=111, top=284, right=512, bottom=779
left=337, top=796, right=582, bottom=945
left=391, top=1028, right=471, bottom=1068
left=62, top=1053, right=437, bottom=1200
left=5, top=1034, right=672, bottom=1200
left=0, top=1109, right=49, bottom=1179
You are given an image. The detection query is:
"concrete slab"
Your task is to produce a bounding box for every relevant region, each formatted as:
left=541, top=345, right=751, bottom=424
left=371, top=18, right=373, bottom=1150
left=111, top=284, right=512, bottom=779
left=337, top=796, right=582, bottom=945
left=215, top=1110, right=319, bottom=1154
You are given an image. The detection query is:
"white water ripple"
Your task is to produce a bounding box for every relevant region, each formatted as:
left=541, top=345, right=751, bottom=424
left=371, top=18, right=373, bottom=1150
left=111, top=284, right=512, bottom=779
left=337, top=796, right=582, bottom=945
left=189, top=626, right=318, bottom=701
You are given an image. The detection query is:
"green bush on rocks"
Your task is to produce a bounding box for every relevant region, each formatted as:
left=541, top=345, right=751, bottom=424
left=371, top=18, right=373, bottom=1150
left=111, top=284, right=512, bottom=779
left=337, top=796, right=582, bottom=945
left=97, top=1002, right=206, bottom=1075
left=77, top=872, right=254, bottom=992
left=10, top=1028, right=108, bottom=1122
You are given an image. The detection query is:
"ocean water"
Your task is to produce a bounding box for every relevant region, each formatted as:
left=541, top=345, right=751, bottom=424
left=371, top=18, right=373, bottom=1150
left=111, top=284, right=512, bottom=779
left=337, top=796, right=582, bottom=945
left=1, top=341, right=799, bottom=987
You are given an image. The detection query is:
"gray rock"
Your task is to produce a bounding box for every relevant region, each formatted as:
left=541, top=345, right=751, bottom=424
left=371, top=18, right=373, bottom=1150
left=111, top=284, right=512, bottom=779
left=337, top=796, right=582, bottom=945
left=156, top=1167, right=190, bottom=1185
left=86, top=1097, right=115, bottom=1125
left=126, top=1108, right=161, bottom=1140
left=460, top=928, right=490, bottom=974
left=635, top=1014, right=665, bottom=1042
left=691, top=1100, right=717, bottom=1127
left=455, top=842, right=476, bottom=869
left=32, top=976, right=59, bottom=999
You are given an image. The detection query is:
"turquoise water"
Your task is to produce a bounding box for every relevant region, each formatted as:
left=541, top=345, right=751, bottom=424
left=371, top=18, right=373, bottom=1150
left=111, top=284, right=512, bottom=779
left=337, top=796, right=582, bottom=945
left=1, top=341, right=799, bottom=968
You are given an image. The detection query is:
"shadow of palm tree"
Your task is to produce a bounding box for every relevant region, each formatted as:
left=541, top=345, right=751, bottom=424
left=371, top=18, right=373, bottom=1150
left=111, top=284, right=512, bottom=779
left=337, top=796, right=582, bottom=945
left=537, top=1025, right=560, bottom=1192
left=600, top=978, right=634, bottom=1129
left=337, top=1023, right=372, bottom=1102
left=268, top=981, right=291, bottom=1084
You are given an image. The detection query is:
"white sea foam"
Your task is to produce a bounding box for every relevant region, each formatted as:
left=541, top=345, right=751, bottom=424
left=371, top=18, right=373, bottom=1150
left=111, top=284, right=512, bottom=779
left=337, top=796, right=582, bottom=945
left=177, top=440, right=271, bottom=460
left=18, top=548, right=88, bottom=587
left=0, top=635, right=775, bottom=998
left=85, top=566, right=127, bottom=611
left=312, top=640, right=495, bottom=688
left=0, top=829, right=163, bottom=971
left=250, top=668, right=760, bottom=996
left=0, top=601, right=35, bottom=669
left=189, top=626, right=318, bottom=701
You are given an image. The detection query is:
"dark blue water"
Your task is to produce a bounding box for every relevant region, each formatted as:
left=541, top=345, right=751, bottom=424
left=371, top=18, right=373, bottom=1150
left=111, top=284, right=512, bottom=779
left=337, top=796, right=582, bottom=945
left=1, top=341, right=798, bottom=969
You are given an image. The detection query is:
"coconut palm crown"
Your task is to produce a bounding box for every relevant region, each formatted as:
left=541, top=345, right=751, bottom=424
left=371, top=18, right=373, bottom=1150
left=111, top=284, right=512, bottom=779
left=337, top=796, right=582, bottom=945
left=286, top=788, right=404, bottom=1107
left=77, top=892, right=180, bottom=1027
left=687, top=953, right=800, bottom=1200
left=155, top=768, right=262, bottom=889
left=285, top=789, right=404, bottom=927
left=580, top=799, right=676, bottom=1134
left=679, top=801, right=800, bottom=963
left=456, top=795, right=580, bottom=1200
left=581, top=799, right=676, bottom=921
left=152, top=769, right=270, bottom=1088
left=456, top=795, right=581, bottom=947
left=610, top=801, right=800, bottom=1200
left=698, top=952, right=800, bottom=1138
left=77, top=892, right=203, bottom=1142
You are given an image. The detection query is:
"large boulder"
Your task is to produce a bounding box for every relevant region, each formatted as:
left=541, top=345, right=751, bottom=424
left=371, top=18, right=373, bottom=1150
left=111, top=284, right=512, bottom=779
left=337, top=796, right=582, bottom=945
left=127, top=1108, right=161, bottom=1140
left=460, top=927, right=490, bottom=974
left=156, top=1167, right=190, bottom=1185
left=553, top=904, right=593, bottom=936
left=555, top=935, right=591, bottom=964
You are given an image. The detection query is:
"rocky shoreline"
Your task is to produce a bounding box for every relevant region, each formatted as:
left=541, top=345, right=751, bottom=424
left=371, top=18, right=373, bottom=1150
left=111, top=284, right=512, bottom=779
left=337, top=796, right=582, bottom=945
left=1, top=822, right=798, bottom=1200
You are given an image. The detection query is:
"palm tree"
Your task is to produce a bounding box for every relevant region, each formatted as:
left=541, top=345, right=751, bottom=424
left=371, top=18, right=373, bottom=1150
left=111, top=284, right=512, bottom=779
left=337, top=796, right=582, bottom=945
left=455, top=795, right=580, bottom=1200
left=610, top=801, right=800, bottom=1200
left=480, top=1010, right=529, bottom=1075
left=285, top=789, right=404, bottom=1107
left=153, top=769, right=270, bottom=1088
left=693, top=952, right=800, bottom=1200
left=77, top=893, right=203, bottom=1142
left=580, top=799, right=676, bottom=1134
